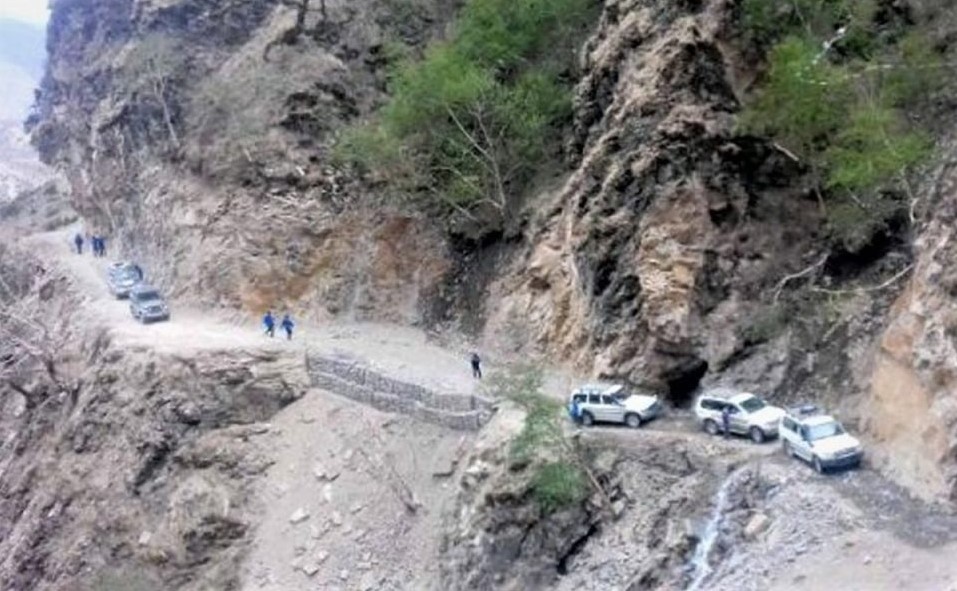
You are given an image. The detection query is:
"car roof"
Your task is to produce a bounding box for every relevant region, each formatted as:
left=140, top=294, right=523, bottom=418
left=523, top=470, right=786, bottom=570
left=131, top=284, right=159, bottom=294
left=729, top=393, right=758, bottom=404
left=799, top=415, right=837, bottom=426
left=573, top=384, right=623, bottom=395
left=701, top=387, right=737, bottom=400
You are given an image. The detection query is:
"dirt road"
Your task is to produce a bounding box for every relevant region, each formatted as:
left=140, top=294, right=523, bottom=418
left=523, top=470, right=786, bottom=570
left=22, top=226, right=957, bottom=591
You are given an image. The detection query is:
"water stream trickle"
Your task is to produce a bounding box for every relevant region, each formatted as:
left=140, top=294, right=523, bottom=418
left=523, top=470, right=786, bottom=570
left=686, top=468, right=744, bottom=591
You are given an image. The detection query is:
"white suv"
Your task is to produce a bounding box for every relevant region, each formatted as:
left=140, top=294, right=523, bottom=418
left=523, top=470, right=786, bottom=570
left=780, top=406, right=863, bottom=473
left=693, top=388, right=785, bottom=443
left=568, top=384, right=662, bottom=428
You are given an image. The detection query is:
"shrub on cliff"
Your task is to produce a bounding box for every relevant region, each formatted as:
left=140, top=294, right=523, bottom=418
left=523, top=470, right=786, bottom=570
left=739, top=4, right=941, bottom=251
left=335, top=0, right=596, bottom=224
left=488, top=366, right=605, bottom=514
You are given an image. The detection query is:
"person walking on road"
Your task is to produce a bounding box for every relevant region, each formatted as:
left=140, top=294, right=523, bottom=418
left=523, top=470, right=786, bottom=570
left=262, top=310, right=276, bottom=338
left=721, top=405, right=732, bottom=439
left=73, top=233, right=84, bottom=254
left=470, top=352, right=482, bottom=379
left=91, top=235, right=100, bottom=257
left=281, top=313, right=295, bottom=341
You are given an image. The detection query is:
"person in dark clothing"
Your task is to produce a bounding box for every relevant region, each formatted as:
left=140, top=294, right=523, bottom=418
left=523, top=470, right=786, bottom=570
left=721, top=405, right=732, bottom=439
left=470, top=353, right=482, bottom=379
left=262, top=311, right=275, bottom=337
left=97, top=236, right=107, bottom=257
left=91, top=236, right=100, bottom=257
left=280, top=313, right=295, bottom=340
left=131, top=264, right=144, bottom=281
left=74, top=233, right=84, bottom=254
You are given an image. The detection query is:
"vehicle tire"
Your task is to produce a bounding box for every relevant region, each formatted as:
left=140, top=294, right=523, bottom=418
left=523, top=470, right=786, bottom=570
left=625, top=413, right=641, bottom=429
left=581, top=412, right=595, bottom=427
left=813, top=456, right=825, bottom=474
left=749, top=427, right=766, bottom=444
left=703, top=419, right=719, bottom=436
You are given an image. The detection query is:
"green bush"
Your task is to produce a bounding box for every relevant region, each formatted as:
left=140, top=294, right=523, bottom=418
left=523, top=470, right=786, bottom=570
left=739, top=36, right=852, bottom=162
left=532, top=461, right=587, bottom=513
left=825, top=103, right=930, bottom=193
left=488, top=366, right=592, bottom=514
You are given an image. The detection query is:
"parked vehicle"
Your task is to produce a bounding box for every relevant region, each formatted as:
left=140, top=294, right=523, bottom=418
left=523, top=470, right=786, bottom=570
left=569, top=384, right=662, bottom=428
left=107, top=263, right=142, bottom=299
left=780, top=405, right=863, bottom=473
left=129, top=285, right=170, bottom=323
left=694, top=388, right=785, bottom=443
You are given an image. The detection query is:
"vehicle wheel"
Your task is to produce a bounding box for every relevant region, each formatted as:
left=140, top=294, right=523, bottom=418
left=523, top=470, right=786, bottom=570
left=625, top=413, right=641, bottom=429
left=813, top=456, right=825, bottom=474
left=703, top=419, right=719, bottom=436
left=581, top=412, right=595, bottom=427
left=749, top=427, right=766, bottom=444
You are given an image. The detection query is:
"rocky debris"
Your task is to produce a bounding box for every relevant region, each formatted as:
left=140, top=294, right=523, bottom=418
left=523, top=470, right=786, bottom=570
left=744, top=513, right=771, bottom=539
left=313, top=462, right=340, bottom=482
left=289, top=508, right=310, bottom=524
left=440, top=421, right=728, bottom=591
left=692, top=463, right=862, bottom=591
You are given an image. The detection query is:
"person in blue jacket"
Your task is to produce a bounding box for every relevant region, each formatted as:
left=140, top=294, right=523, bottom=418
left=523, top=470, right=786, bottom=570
left=73, top=233, right=84, bottom=254
left=568, top=396, right=582, bottom=425
left=263, top=310, right=276, bottom=338
left=281, top=313, right=295, bottom=340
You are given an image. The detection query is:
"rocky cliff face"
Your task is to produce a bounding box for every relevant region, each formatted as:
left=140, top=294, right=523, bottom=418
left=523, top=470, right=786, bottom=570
left=864, top=142, right=957, bottom=500
left=485, top=0, right=822, bottom=401
left=32, top=0, right=455, bottom=322
left=30, top=0, right=957, bottom=500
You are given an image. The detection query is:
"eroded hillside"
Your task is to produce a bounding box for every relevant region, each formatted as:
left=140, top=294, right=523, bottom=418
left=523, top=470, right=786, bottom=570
left=25, top=0, right=957, bottom=510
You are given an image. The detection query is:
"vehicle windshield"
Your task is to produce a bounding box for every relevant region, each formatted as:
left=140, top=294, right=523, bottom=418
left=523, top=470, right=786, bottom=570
left=807, top=421, right=844, bottom=440
left=134, top=291, right=161, bottom=302
left=739, top=396, right=766, bottom=413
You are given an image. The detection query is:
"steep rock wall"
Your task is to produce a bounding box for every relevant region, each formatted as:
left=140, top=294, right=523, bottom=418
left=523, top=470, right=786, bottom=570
left=32, top=0, right=455, bottom=322
left=865, top=149, right=957, bottom=500
left=486, top=0, right=819, bottom=397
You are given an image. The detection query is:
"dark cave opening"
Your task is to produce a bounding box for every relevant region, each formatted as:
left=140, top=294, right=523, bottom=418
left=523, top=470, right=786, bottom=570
left=664, top=358, right=709, bottom=407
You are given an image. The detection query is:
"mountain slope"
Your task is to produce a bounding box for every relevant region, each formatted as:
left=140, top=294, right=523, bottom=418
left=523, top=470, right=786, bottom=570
left=28, top=0, right=957, bottom=502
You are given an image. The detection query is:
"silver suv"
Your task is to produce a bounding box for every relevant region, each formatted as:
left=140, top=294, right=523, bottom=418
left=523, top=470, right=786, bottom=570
left=107, top=263, right=143, bottom=299
left=693, top=388, right=785, bottom=443
left=780, top=405, right=863, bottom=473
left=569, top=384, right=662, bottom=428
left=129, top=285, right=170, bottom=323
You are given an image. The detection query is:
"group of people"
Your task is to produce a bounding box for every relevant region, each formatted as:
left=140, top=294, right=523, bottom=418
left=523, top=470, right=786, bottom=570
left=262, top=310, right=295, bottom=340
left=74, top=232, right=108, bottom=257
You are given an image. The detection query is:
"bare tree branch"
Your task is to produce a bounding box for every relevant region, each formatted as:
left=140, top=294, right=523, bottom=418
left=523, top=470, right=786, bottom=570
left=772, top=255, right=828, bottom=304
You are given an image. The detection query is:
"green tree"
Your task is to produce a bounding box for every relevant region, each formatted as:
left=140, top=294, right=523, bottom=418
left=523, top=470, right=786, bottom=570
left=336, top=0, right=596, bottom=220
left=738, top=4, right=939, bottom=249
